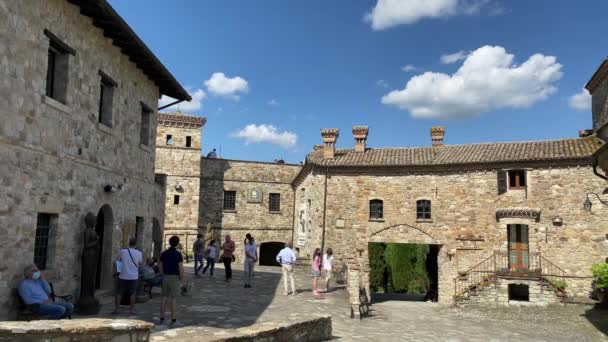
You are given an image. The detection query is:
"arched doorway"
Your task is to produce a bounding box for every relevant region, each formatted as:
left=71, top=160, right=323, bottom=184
left=259, top=242, right=285, bottom=266
left=152, top=218, right=162, bottom=258
left=95, top=204, right=114, bottom=290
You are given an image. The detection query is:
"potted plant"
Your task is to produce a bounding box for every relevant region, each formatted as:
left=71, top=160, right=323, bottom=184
left=591, top=263, right=608, bottom=303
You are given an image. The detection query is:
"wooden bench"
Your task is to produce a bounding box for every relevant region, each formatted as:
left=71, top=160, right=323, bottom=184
left=15, top=282, right=73, bottom=321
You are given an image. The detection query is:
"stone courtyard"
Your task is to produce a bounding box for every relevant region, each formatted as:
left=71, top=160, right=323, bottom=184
left=83, top=263, right=607, bottom=341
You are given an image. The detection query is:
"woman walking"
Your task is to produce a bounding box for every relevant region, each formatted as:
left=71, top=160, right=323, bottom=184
left=202, top=240, right=217, bottom=277
left=311, top=248, right=322, bottom=296
left=221, top=235, right=235, bottom=282
left=322, top=248, right=334, bottom=292
left=243, top=234, right=257, bottom=288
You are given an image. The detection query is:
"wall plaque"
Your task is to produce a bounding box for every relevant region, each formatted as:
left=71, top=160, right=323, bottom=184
left=248, top=189, right=262, bottom=203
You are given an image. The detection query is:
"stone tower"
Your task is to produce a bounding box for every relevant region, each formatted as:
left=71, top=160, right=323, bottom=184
left=155, top=112, right=206, bottom=247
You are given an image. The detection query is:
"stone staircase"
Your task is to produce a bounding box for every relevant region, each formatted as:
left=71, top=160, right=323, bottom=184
left=454, top=251, right=568, bottom=307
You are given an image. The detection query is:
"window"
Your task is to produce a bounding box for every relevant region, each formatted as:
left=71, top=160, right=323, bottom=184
left=186, top=136, right=192, bottom=148
left=140, top=103, right=152, bottom=146
left=269, top=193, right=281, bottom=212
left=508, top=170, right=526, bottom=189
left=98, top=71, right=116, bottom=127
left=173, top=195, right=180, bottom=205
left=369, top=199, right=383, bottom=220
left=34, top=214, right=52, bottom=270
left=223, top=191, right=236, bottom=211
left=166, top=135, right=173, bottom=145
left=416, top=200, right=432, bottom=220
left=44, top=30, right=74, bottom=104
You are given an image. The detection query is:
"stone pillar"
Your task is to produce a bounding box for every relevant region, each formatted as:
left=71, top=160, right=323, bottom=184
left=352, top=126, right=369, bottom=153
left=321, top=129, right=339, bottom=159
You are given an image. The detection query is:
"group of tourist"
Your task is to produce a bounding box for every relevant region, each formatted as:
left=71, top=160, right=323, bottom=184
left=17, top=233, right=334, bottom=324
left=276, top=242, right=334, bottom=297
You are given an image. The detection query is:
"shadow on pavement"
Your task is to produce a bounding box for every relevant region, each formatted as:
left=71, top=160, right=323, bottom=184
left=583, top=304, right=608, bottom=337
left=371, top=292, right=429, bottom=303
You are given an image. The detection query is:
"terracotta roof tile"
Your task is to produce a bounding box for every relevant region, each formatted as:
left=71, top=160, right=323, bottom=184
left=306, top=137, right=602, bottom=168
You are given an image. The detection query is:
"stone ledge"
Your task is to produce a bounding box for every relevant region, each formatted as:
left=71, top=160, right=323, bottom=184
left=44, top=95, right=72, bottom=115
left=156, top=315, right=332, bottom=342
left=0, top=319, right=152, bottom=341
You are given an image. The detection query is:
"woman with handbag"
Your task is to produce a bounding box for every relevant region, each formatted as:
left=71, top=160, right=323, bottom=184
left=221, top=235, right=236, bottom=282
left=112, top=237, right=142, bottom=315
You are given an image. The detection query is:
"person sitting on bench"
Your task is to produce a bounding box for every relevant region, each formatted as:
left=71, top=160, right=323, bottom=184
left=142, top=258, right=162, bottom=286
left=18, top=264, right=73, bottom=320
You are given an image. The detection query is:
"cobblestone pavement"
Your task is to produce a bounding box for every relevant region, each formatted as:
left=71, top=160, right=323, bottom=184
left=86, top=263, right=607, bottom=341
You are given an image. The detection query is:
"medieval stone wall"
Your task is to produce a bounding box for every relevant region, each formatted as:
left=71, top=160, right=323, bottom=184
left=295, top=164, right=608, bottom=305
left=0, top=0, right=163, bottom=319
left=592, top=75, right=608, bottom=132
left=200, top=159, right=301, bottom=261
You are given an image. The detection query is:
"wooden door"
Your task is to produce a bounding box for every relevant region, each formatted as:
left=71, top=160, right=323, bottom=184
left=508, top=224, right=529, bottom=271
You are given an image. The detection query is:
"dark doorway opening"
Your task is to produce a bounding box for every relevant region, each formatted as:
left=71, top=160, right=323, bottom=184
left=508, top=284, right=530, bottom=301
left=369, top=242, right=441, bottom=303
left=95, top=210, right=105, bottom=290
left=259, top=242, right=285, bottom=266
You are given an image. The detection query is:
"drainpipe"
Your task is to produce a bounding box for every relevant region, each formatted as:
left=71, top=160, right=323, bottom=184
left=291, top=181, right=297, bottom=246
left=320, top=167, right=329, bottom=259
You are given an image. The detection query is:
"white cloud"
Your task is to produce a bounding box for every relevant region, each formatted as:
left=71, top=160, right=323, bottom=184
left=365, top=0, right=495, bottom=30
left=568, top=88, right=591, bottom=111
left=440, top=50, right=468, bottom=64
left=401, top=64, right=418, bottom=72
left=376, top=79, right=389, bottom=88
left=268, top=99, right=280, bottom=106
left=158, top=88, right=206, bottom=113
left=204, top=72, right=249, bottom=100
left=381, top=45, right=563, bottom=119
left=231, top=124, right=297, bottom=150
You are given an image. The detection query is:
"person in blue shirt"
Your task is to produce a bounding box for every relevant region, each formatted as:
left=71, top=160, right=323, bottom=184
left=18, top=264, right=73, bottom=319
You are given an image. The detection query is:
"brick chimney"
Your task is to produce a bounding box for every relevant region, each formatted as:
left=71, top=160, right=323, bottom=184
left=430, top=126, right=445, bottom=146
left=352, top=126, right=369, bottom=153
left=321, top=128, right=339, bottom=159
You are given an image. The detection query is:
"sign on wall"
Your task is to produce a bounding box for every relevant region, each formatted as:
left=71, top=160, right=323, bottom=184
left=248, top=189, right=262, bottom=203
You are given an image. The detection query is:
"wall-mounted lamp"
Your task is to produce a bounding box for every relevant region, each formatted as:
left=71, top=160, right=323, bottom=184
left=175, top=184, right=184, bottom=192
left=584, top=193, right=608, bottom=212
left=103, top=184, right=116, bottom=193
left=447, top=249, right=456, bottom=261
left=552, top=217, right=563, bottom=226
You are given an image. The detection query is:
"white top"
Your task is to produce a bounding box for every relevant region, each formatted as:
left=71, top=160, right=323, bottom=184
left=323, top=254, right=333, bottom=271
left=276, top=247, right=297, bottom=265
left=245, top=243, right=257, bottom=260
left=207, top=245, right=217, bottom=259
left=118, top=248, right=142, bottom=280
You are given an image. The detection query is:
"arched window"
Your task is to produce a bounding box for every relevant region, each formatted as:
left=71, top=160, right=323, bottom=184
left=369, top=199, right=383, bottom=220
left=416, top=200, right=431, bottom=219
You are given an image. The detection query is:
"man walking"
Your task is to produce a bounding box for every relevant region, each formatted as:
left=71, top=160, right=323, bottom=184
left=159, top=235, right=184, bottom=326
left=193, top=234, right=204, bottom=277
left=276, top=241, right=297, bottom=295
left=221, top=235, right=235, bottom=282
left=113, top=237, right=142, bottom=315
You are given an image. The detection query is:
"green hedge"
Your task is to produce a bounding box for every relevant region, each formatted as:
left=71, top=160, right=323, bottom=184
left=369, top=243, right=430, bottom=294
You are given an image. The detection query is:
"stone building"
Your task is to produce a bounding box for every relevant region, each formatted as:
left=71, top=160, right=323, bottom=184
left=295, top=127, right=607, bottom=310
left=155, top=112, right=301, bottom=262
left=587, top=57, right=608, bottom=179
left=0, top=0, right=189, bottom=319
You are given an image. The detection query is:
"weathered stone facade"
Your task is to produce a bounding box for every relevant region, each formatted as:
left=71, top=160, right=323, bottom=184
left=155, top=112, right=206, bottom=248
left=200, top=158, right=301, bottom=262
left=295, top=133, right=608, bottom=310
left=0, top=0, right=187, bottom=319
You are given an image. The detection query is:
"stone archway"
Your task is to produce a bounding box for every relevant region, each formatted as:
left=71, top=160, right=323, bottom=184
left=152, top=218, right=162, bottom=258
left=259, top=242, right=285, bottom=266
left=95, top=204, right=114, bottom=290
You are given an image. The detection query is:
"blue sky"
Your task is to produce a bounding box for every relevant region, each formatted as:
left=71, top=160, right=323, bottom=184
left=109, top=0, right=606, bottom=163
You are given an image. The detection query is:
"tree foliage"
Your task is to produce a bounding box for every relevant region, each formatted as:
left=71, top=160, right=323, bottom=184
left=369, top=243, right=431, bottom=294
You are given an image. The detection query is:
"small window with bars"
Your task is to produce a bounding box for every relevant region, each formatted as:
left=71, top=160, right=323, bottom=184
left=416, top=200, right=432, bottom=220
left=223, top=190, right=236, bottom=211
left=34, top=214, right=52, bottom=270
left=369, top=199, right=383, bottom=220
left=269, top=193, right=281, bottom=212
